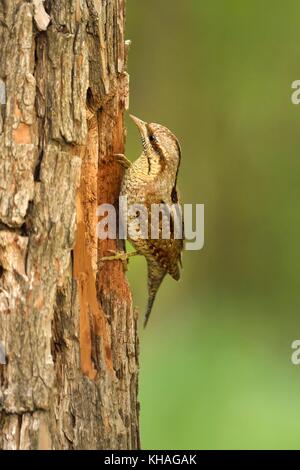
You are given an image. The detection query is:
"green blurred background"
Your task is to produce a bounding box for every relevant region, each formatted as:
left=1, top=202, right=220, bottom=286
left=125, top=0, right=300, bottom=449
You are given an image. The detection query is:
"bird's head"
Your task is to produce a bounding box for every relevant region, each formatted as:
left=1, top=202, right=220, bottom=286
left=130, top=115, right=181, bottom=172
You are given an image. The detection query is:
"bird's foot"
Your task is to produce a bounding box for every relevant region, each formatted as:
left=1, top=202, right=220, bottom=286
left=99, top=250, right=138, bottom=271
left=114, top=153, right=132, bottom=169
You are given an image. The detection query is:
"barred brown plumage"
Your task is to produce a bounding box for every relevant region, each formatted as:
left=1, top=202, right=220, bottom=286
left=120, top=115, right=184, bottom=327
left=101, top=115, right=183, bottom=327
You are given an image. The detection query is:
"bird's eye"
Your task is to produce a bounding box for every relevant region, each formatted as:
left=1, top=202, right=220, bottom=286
left=149, top=134, right=155, bottom=142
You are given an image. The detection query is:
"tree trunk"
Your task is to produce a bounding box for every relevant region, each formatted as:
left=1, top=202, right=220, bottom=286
left=0, top=0, right=139, bottom=450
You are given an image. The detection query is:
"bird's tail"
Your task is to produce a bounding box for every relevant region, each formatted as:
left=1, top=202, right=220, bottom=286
left=144, top=265, right=166, bottom=328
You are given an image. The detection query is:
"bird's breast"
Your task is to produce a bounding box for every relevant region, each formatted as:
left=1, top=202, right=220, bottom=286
left=121, top=157, right=150, bottom=200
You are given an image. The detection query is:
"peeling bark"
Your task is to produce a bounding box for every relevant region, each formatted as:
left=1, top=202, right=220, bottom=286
left=0, top=0, right=139, bottom=450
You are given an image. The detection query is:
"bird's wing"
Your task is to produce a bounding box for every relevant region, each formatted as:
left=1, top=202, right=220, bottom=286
left=145, top=190, right=184, bottom=281
left=147, top=238, right=183, bottom=281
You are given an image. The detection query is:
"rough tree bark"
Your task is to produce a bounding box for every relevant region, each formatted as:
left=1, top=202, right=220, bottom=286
left=0, top=0, right=140, bottom=450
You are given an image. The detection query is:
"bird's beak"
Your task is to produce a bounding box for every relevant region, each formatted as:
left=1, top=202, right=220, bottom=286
left=130, top=114, right=148, bottom=140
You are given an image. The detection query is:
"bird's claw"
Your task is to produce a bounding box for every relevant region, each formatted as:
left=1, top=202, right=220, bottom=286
left=100, top=250, right=129, bottom=270
left=114, top=153, right=132, bottom=169
left=99, top=250, right=139, bottom=271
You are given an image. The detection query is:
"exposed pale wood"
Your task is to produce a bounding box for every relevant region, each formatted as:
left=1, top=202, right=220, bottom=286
left=0, top=0, right=139, bottom=450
